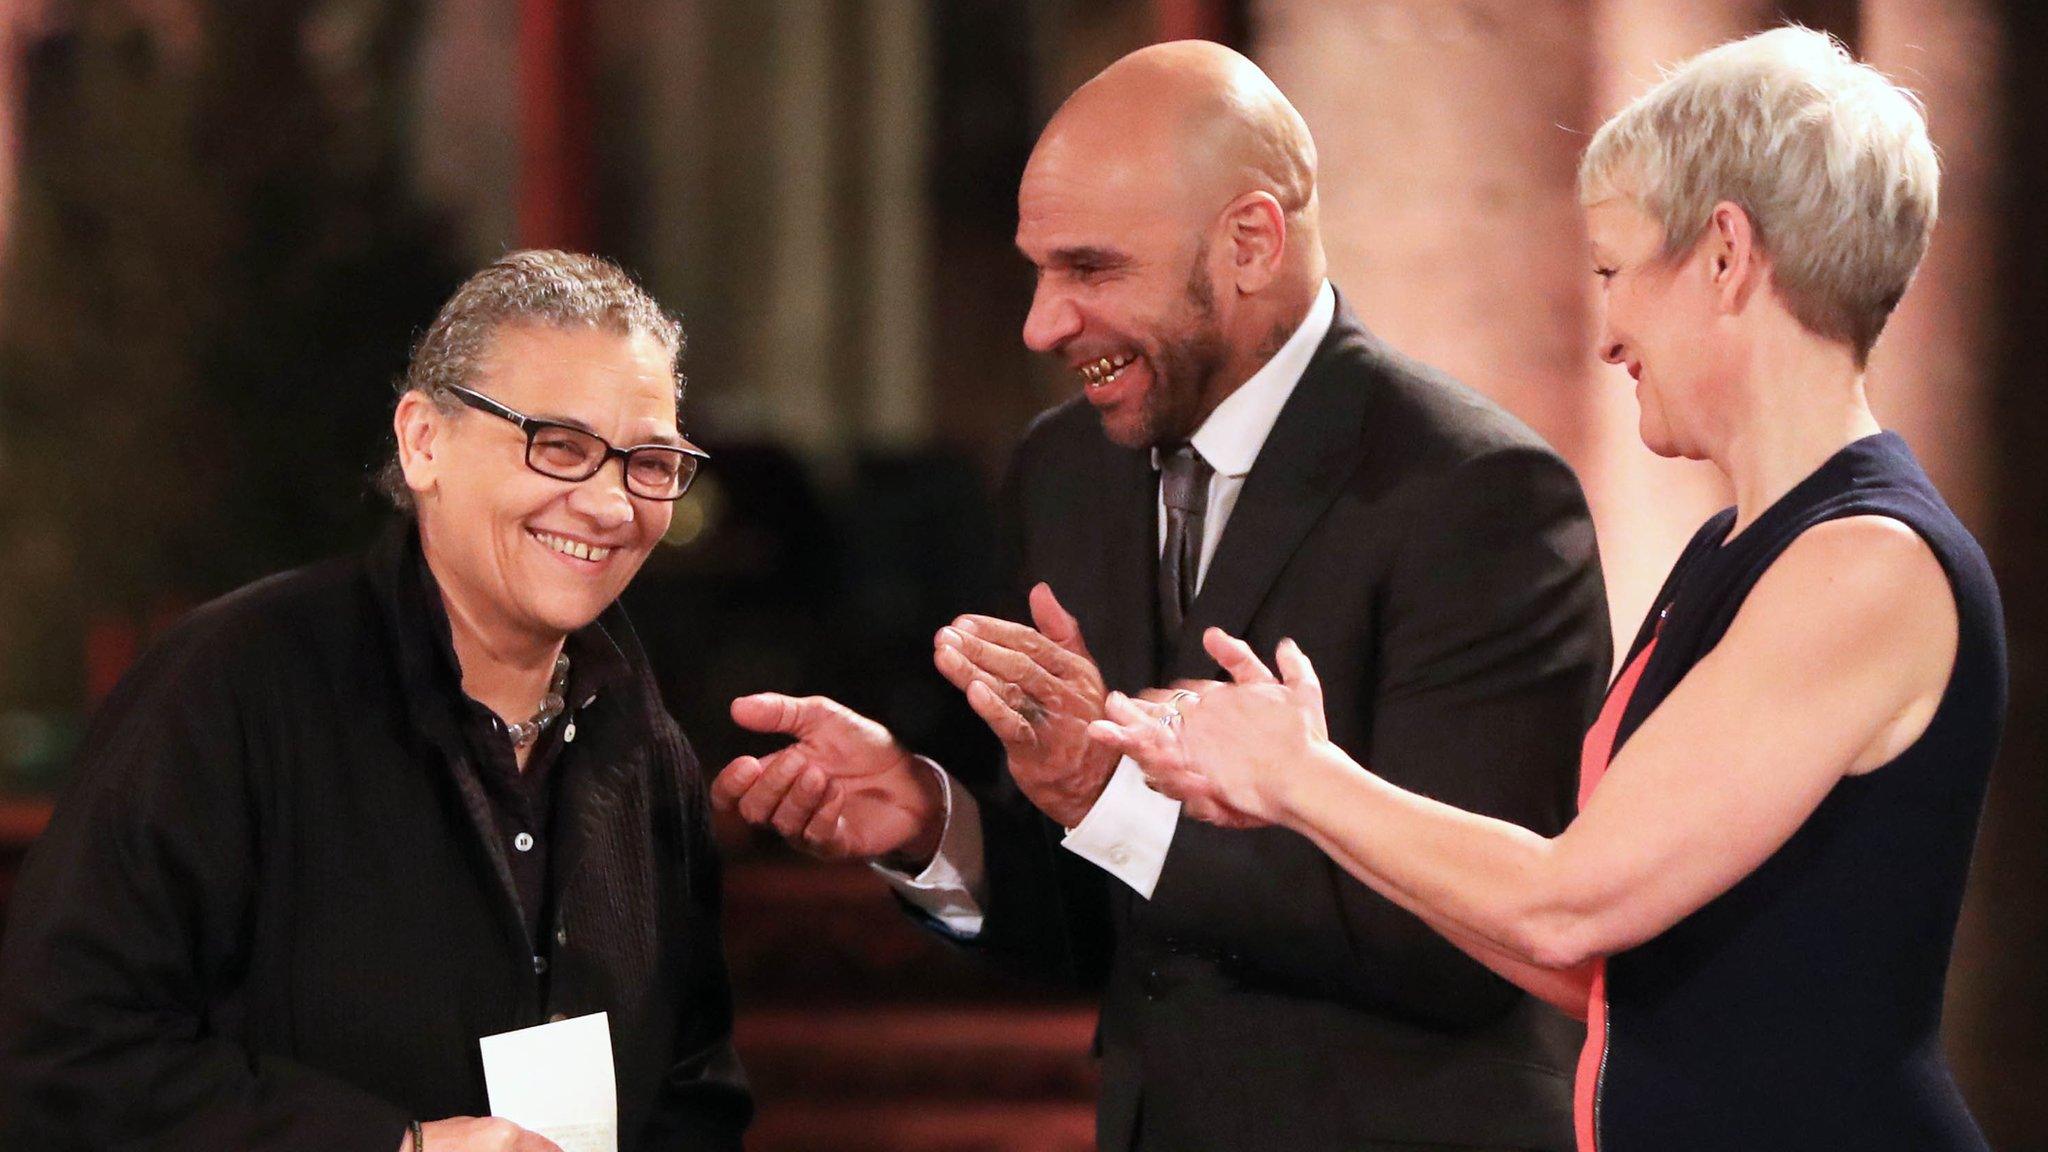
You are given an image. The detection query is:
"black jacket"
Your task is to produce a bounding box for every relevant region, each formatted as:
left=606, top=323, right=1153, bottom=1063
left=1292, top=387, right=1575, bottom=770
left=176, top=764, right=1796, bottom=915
left=968, top=296, right=1611, bottom=1151
left=0, top=528, right=750, bottom=1151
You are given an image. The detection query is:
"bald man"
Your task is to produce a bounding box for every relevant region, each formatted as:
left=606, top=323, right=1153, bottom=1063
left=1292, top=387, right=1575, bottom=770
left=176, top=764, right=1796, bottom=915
left=714, top=43, right=1609, bottom=1152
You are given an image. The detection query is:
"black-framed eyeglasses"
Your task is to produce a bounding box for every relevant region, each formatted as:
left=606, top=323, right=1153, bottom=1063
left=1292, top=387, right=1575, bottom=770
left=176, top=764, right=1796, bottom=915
left=444, top=383, right=707, bottom=501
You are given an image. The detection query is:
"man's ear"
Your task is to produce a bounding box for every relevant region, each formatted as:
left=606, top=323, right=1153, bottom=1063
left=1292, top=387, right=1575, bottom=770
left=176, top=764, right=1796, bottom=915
left=393, top=390, right=445, bottom=501
left=1703, top=200, right=1762, bottom=313
left=1222, top=190, right=1288, bottom=295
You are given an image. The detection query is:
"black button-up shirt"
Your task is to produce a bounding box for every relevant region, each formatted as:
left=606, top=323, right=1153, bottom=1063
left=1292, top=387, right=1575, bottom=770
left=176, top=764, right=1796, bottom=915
left=414, top=554, right=630, bottom=944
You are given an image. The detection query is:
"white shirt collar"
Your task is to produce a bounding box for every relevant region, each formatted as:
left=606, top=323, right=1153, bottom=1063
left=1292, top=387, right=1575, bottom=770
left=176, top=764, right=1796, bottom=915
left=1155, top=280, right=1335, bottom=479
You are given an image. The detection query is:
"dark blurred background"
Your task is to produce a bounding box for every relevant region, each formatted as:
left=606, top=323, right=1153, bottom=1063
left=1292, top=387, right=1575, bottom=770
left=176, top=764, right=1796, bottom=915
left=0, top=1, right=2041, bottom=1149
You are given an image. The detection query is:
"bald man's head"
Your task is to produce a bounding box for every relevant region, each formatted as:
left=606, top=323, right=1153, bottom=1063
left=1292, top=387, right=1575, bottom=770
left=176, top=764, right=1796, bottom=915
left=1016, top=41, right=1327, bottom=449
left=1047, top=41, right=1318, bottom=224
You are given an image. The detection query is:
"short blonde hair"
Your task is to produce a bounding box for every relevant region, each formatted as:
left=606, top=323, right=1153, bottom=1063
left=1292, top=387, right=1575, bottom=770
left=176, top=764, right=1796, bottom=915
left=1579, top=26, right=1938, bottom=364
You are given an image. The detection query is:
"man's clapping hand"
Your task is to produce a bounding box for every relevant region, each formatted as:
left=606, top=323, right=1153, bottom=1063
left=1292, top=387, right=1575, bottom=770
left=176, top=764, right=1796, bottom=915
left=933, top=583, right=1122, bottom=828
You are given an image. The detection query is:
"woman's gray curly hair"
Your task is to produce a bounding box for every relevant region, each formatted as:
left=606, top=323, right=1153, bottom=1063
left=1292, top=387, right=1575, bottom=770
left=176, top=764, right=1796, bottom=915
left=378, top=249, right=685, bottom=512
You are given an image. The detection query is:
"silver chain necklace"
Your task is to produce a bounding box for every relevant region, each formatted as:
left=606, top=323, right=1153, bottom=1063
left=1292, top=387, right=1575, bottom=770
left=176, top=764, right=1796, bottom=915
left=504, top=652, right=571, bottom=749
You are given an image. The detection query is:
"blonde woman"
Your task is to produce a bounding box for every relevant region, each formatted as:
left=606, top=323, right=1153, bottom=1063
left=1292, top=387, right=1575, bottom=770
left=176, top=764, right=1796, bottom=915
left=1093, top=27, right=2003, bottom=1152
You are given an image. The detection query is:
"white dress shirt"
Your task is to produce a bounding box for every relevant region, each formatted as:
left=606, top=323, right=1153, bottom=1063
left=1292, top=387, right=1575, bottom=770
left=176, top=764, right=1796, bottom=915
left=880, top=281, right=1338, bottom=931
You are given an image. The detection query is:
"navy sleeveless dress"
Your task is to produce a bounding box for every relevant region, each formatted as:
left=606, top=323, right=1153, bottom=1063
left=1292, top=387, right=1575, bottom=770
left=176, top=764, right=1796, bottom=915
left=1584, top=432, right=2005, bottom=1151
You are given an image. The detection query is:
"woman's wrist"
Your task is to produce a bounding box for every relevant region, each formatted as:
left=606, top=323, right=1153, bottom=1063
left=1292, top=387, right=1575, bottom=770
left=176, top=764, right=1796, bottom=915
left=1270, top=739, right=1357, bottom=830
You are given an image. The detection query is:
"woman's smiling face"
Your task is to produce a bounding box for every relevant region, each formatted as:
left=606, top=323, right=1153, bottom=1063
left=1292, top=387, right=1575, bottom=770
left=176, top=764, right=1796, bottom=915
left=404, top=322, right=683, bottom=648
left=1586, top=194, right=1736, bottom=463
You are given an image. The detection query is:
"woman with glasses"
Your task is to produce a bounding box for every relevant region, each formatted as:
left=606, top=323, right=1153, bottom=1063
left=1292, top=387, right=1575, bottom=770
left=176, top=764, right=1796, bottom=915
left=0, top=251, right=751, bottom=1152
left=1093, top=27, right=2002, bottom=1152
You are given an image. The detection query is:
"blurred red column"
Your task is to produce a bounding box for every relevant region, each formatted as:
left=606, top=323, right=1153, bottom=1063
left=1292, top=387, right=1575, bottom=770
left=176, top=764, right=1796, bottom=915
left=1154, top=0, right=1242, bottom=46
left=83, top=618, right=138, bottom=706
left=518, top=0, right=595, bottom=250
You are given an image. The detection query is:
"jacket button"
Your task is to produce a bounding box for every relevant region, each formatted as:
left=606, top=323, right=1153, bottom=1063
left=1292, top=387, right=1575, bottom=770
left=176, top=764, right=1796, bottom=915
left=554, top=924, right=569, bottom=948
left=532, top=955, right=548, bottom=976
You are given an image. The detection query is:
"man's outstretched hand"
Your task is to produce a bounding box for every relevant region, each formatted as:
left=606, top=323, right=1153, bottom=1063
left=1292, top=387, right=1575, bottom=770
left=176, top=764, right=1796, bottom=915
left=713, top=694, right=946, bottom=870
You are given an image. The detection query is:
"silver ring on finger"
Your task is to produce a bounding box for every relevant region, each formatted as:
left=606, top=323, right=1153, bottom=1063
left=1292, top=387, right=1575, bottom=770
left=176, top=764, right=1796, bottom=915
left=1158, top=707, right=1183, bottom=731
left=1166, top=689, right=1200, bottom=711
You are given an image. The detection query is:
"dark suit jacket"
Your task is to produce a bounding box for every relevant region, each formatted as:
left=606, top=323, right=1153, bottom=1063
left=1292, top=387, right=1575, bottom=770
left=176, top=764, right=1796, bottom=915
left=968, top=297, right=1611, bottom=1151
left=0, top=528, right=750, bottom=1151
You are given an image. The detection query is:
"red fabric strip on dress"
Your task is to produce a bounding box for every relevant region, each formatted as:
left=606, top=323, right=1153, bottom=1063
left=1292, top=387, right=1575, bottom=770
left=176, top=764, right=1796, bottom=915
left=1572, top=636, right=1660, bottom=1152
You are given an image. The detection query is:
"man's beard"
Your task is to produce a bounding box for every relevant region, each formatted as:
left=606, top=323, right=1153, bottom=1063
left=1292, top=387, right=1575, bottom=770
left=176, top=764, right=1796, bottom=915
left=1118, top=242, right=1229, bottom=449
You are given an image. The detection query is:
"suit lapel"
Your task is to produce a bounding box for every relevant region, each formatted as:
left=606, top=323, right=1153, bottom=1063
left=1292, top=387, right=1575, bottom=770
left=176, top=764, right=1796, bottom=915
left=371, top=530, right=539, bottom=954
left=1167, top=304, right=1374, bottom=678
left=1088, top=440, right=1163, bottom=695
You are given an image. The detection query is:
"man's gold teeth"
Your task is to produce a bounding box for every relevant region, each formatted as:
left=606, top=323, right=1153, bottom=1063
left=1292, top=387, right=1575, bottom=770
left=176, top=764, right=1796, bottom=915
left=1079, top=355, right=1131, bottom=389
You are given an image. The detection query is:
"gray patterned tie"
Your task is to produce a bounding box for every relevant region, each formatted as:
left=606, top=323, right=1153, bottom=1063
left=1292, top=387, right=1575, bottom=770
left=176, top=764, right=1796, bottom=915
left=1157, top=445, right=1214, bottom=642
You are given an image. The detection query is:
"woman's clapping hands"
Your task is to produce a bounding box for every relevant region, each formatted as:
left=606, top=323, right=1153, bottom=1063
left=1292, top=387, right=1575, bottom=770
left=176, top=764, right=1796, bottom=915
left=1087, top=629, right=1333, bottom=830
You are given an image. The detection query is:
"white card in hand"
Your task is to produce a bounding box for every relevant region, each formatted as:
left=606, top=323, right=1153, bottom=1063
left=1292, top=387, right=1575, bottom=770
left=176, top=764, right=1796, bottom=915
left=480, top=1011, right=618, bottom=1152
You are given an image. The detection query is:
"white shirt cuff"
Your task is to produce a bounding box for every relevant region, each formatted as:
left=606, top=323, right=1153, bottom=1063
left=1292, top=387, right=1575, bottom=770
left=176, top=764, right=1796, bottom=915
left=1060, top=756, right=1181, bottom=898
left=870, top=757, right=986, bottom=936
